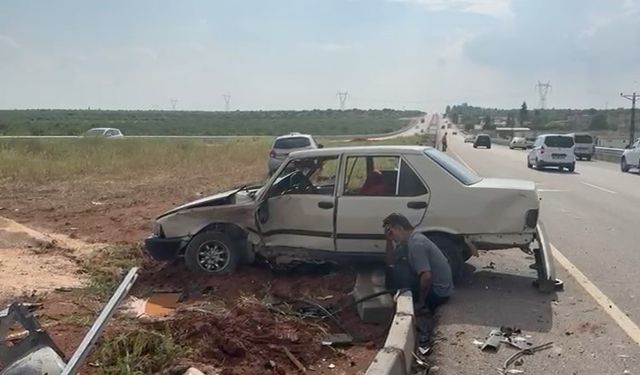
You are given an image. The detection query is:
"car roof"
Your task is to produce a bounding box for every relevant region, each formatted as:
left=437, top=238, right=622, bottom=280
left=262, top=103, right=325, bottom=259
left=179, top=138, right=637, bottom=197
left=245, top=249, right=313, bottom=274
left=275, top=132, right=312, bottom=140
left=88, top=127, right=108, bottom=131
left=477, top=134, right=490, bottom=137
left=538, top=134, right=572, bottom=138
left=289, top=145, right=433, bottom=158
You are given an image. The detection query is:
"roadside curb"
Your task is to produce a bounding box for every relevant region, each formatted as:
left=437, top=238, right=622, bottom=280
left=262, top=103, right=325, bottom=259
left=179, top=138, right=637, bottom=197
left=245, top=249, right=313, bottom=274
left=365, top=291, right=415, bottom=375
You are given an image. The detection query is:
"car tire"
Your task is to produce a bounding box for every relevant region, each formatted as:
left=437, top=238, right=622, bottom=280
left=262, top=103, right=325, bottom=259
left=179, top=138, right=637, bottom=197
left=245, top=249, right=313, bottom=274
left=621, top=157, right=630, bottom=172
left=586, top=156, right=592, bottom=161
left=184, top=231, right=240, bottom=274
left=527, top=159, right=532, bottom=168
left=535, top=159, right=543, bottom=170
left=568, top=163, right=575, bottom=172
left=473, top=145, right=477, bottom=148
left=426, top=234, right=465, bottom=285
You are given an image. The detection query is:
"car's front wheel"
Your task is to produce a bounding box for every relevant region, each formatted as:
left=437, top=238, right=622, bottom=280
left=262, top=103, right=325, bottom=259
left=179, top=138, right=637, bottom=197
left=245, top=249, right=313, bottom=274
left=185, top=231, right=240, bottom=274
left=621, top=157, right=630, bottom=172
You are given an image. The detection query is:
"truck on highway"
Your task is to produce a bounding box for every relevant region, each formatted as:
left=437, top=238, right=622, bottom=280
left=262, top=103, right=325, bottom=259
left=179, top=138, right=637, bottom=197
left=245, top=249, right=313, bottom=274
left=568, top=132, right=595, bottom=161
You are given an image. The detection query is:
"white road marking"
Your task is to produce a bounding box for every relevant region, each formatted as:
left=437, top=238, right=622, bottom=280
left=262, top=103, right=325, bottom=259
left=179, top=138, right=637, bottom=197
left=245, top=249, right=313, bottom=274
left=582, top=182, right=617, bottom=194
left=451, top=143, right=640, bottom=345
left=551, top=244, right=640, bottom=346
left=537, top=189, right=567, bottom=192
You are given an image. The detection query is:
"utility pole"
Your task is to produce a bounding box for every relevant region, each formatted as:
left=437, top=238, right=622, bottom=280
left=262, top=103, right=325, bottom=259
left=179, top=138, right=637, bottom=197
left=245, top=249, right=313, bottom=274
left=621, top=92, right=638, bottom=147
left=223, top=94, right=231, bottom=111
left=337, top=91, right=349, bottom=110
left=535, top=81, right=552, bottom=109
left=170, top=98, right=178, bottom=110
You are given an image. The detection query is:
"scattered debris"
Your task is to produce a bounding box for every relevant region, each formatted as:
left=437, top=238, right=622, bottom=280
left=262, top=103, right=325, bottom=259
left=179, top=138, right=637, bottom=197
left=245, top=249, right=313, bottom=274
left=183, top=367, right=206, bottom=375
left=316, top=295, right=334, bottom=301
left=418, top=346, right=432, bottom=356
left=504, top=369, right=525, bottom=374
left=412, top=352, right=428, bottom=367
left=472, top=339, right=484, bottom=347
left=53, top=287, right=73, bottom=292
left=483, top=261, right=496, bottom=269
left=501, top=342, right=554, bottom=373
left=321, top=333, right=353, bottom=347
left=283, top=345, right=306, bottom=373
left=90, top=201, right=105, bottom=206
left=482, top=328, right=504, bottom=352
left=617, top=354, right=630, bottom=359
left=328, top=363, right=336, bottom=369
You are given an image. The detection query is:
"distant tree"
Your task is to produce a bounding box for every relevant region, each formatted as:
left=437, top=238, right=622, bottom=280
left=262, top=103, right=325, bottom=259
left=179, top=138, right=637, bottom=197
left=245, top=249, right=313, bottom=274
left=506, top=113, right=516, bottom=127
left=518, top=102, right=529, bottom=126
left=451, top=113, right=460, bottom=124
left=587, top=108, right=598, bottom=116
left=531, top=109, right=544, bottom=129
left=464, top=123, right=474, bottom=131
left=589, top=112, right=608, bottom=130
left=483, top=114, right=495, bottom=130
left=445, top=105, right=451, bottom=116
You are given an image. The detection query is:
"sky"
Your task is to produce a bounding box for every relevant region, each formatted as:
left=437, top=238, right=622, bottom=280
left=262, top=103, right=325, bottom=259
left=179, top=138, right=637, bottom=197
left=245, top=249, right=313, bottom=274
left=1, top=0, right=639, bottom=111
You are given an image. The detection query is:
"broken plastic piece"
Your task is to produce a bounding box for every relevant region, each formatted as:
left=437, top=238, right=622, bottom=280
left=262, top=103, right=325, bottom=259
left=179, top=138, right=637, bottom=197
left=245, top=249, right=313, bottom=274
left=481, top=328, right=503, bottom=352
left=321, top=333, right=353, bottom=346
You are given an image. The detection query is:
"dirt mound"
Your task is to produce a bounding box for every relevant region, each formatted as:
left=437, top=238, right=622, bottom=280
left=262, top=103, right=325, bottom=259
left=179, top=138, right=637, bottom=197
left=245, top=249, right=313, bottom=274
left=155, top=302, right=334, bottom=374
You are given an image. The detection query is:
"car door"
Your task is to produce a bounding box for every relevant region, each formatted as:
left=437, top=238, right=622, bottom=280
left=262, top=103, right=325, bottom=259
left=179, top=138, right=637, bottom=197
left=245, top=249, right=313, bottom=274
left=529, top=137, right=542, bottom=162
left=630, top=139, right=640, bottom=165
left=335, top=154, right=429, bottom=253
left=256, top=155, right=339, bottom=251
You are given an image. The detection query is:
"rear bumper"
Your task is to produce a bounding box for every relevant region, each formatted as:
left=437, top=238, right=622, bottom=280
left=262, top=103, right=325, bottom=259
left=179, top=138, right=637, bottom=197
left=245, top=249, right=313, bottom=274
left=574, top=151, right=594, bottom=157
left=537, top=160, right=574, bottom=167
left=144, top=236, right=189, bottom=261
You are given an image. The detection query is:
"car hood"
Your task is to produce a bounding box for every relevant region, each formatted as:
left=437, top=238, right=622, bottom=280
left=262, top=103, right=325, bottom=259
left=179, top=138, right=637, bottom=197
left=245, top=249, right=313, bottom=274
left=472, top=177, right=536, bottom=192
left=157, top=187, right=256, bottom=219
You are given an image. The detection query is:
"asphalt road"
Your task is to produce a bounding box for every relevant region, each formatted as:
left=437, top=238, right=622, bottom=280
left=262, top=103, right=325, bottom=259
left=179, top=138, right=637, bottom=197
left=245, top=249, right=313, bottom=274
left=444, top=118, right=640, bottom=324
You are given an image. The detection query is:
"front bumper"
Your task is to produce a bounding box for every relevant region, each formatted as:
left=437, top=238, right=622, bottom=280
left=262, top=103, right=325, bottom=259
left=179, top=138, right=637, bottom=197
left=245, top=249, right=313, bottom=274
left=144, top=235, right=190, bottom=261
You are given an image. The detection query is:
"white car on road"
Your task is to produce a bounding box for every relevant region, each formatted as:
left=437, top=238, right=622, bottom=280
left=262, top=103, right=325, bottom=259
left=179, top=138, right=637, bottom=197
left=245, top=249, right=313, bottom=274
left=83, top=128, right=124, bottom=138
left=145, top=145, right=557, bottom=291
left=267, top=133, right=321, bottom=175
left=621, top=138, right=640, bottom=173
left=509, top=137, right=527, bottom=150
left=527, top=134, right=576, bottom=172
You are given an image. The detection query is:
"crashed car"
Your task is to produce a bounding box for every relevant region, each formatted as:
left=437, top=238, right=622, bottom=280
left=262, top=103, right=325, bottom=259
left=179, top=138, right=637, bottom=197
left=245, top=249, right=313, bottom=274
left=145, top=146, right=557, bottom=290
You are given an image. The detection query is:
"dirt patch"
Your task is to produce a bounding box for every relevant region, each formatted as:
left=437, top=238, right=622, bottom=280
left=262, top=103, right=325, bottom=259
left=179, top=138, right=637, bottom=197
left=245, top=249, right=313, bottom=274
left=0, top=217, right=100, bottom=305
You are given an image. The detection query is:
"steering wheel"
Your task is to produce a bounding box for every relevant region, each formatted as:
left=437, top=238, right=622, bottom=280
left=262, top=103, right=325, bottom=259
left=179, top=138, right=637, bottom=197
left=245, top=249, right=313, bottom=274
left=282, top=170, right=315, bottom=195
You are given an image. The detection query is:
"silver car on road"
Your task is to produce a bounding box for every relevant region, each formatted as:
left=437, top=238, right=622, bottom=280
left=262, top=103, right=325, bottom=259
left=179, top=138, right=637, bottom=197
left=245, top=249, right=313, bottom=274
left=267, top=133, right=321, bottom=175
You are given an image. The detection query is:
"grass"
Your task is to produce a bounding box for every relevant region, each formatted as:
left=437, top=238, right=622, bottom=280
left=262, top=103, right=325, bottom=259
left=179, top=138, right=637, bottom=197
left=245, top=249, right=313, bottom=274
left=0, top=109, right=423, bottom=136
left=92, top=328, right=187, bottom=375
left=79, top=245, right=147, bottom=298
left=0, top=137, right=270, bottom=185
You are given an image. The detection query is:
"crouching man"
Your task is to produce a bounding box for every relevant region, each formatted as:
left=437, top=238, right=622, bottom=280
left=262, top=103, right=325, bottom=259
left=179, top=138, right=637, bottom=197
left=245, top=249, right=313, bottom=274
left=383, top=213, right=453, bottom=312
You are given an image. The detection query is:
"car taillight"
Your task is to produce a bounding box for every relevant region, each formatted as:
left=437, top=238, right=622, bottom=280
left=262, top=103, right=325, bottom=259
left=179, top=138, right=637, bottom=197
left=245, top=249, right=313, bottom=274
left=269, top=150, right=276, bottom=158
left=540, top=145, right=545, bottom=154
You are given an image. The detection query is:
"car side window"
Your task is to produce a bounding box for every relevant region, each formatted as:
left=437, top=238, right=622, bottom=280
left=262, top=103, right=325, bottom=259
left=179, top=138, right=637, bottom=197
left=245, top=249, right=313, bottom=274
left=343, top=155, right=400, bottom=196
left=105, top=130, right=116, bottom=136
left=269, top=156, right=338, bottom=197
left=398, top=160, right=428, bottom=196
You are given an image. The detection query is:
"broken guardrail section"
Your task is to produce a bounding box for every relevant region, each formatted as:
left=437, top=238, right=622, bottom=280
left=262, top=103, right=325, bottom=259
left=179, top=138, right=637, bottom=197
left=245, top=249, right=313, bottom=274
left=365, top=290, right=415, bottom=375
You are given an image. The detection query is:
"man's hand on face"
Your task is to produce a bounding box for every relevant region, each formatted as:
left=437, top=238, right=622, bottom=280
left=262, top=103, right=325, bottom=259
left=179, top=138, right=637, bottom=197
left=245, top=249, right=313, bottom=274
left=384, top=225, right=394, bottom=242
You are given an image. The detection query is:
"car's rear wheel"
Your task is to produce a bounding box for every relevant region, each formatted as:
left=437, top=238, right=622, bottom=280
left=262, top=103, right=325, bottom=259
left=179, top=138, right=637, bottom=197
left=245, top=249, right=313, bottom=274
left=535, top=158, right=543, bottom=170
left=568, top=163, right=575, bottom=172
left=427, top=234, right=465, bottom=285
left=527, top=159, right=532, bottom=168
left=185, top=231, right=240, bottom=274
left=586, top=156, right=592, bottom=161
left=621, top=157, right=630, bottom=172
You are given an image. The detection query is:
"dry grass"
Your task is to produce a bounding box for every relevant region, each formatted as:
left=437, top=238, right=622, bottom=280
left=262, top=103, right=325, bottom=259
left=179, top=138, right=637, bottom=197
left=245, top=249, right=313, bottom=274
left=0, top=138, right=271, bottom=185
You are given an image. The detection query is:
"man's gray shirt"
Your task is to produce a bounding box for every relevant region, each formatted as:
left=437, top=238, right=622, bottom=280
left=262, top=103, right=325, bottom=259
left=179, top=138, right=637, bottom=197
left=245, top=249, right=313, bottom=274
left=407, top=231, right=454, bottom=297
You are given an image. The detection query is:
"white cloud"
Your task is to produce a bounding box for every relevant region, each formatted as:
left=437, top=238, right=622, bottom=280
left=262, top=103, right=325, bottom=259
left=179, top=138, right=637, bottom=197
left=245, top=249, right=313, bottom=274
left=389, top=0, right=512, bottom=18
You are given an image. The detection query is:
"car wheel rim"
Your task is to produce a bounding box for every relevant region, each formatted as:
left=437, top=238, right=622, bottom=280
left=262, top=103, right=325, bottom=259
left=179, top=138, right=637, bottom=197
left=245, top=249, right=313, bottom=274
left=197, top=240, right=230, bottom=272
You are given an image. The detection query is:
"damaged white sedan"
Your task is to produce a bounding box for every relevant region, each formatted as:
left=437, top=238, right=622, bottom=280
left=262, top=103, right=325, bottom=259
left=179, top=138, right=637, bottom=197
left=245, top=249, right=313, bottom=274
left=145, top=146, right=558, bottom=291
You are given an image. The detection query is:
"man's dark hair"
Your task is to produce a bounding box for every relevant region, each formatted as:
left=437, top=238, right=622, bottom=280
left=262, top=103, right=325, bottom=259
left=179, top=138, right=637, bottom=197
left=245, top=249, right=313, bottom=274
left=383, top=213, right=414, bottom=230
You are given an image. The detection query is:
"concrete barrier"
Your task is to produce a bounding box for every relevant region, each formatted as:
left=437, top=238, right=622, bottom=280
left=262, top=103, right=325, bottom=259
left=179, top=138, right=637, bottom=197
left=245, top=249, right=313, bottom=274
left=365, top=291, right=415, bottom=375
left=353, top=268, right=394, bottom=323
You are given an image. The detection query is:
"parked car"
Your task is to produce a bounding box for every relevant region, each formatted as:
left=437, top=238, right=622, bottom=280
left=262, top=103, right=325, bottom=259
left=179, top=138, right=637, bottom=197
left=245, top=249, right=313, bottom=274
left=267, top=133, right=321, bottom=175
left=473, top=134, right=491, bottom=148
left=83, top=128, right=123, bottom=138
left=452, top=131, right=458, bottom=135
left=464, top=135, right=475, bottom=143
left=145, top=146, right=547, bottom=285
left=527, top=134, right=575, bottom=172
left=621, top=138, right=640, bottom=173
left=525, top=137, right=536, bottom=149
left=509, top=137, right=527, bottom=150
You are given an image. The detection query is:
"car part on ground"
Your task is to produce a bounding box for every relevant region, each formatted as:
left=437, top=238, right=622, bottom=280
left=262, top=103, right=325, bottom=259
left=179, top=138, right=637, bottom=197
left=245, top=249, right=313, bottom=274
left=0, top=267, right=139, bottom=375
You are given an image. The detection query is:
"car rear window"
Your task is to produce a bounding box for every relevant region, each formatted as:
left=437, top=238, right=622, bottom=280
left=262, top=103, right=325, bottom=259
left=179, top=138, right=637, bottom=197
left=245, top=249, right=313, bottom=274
left=274, top=137, right=311, bottom=149
left=424, top=149, right=482, bottom=186
left=477, top=135, right=490, bottom=140
left=573, top=134, right=593, bottom=144
left=544, top=136, right=574, bottom=148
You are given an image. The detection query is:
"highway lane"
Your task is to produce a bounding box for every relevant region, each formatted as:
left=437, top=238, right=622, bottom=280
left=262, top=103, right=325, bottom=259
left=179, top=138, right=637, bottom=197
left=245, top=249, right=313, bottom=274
left=446, top=125, right=640, bottom=323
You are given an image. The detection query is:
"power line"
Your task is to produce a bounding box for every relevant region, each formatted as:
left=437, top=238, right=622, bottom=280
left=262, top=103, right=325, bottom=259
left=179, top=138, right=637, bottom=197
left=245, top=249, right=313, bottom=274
left=535, top=81, right=552, bottom=109
left=223, top=94, right=231, bottom=111
left=170, top=98, right=178, bottom=110
left=337, top=91, right=349, bottom=110
left=620, top=92, right=638, bottom=147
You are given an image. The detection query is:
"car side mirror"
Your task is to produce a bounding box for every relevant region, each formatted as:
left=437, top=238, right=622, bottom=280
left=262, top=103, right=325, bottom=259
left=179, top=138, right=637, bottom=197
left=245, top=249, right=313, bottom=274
left=318, top=144, right=324, bottom=149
